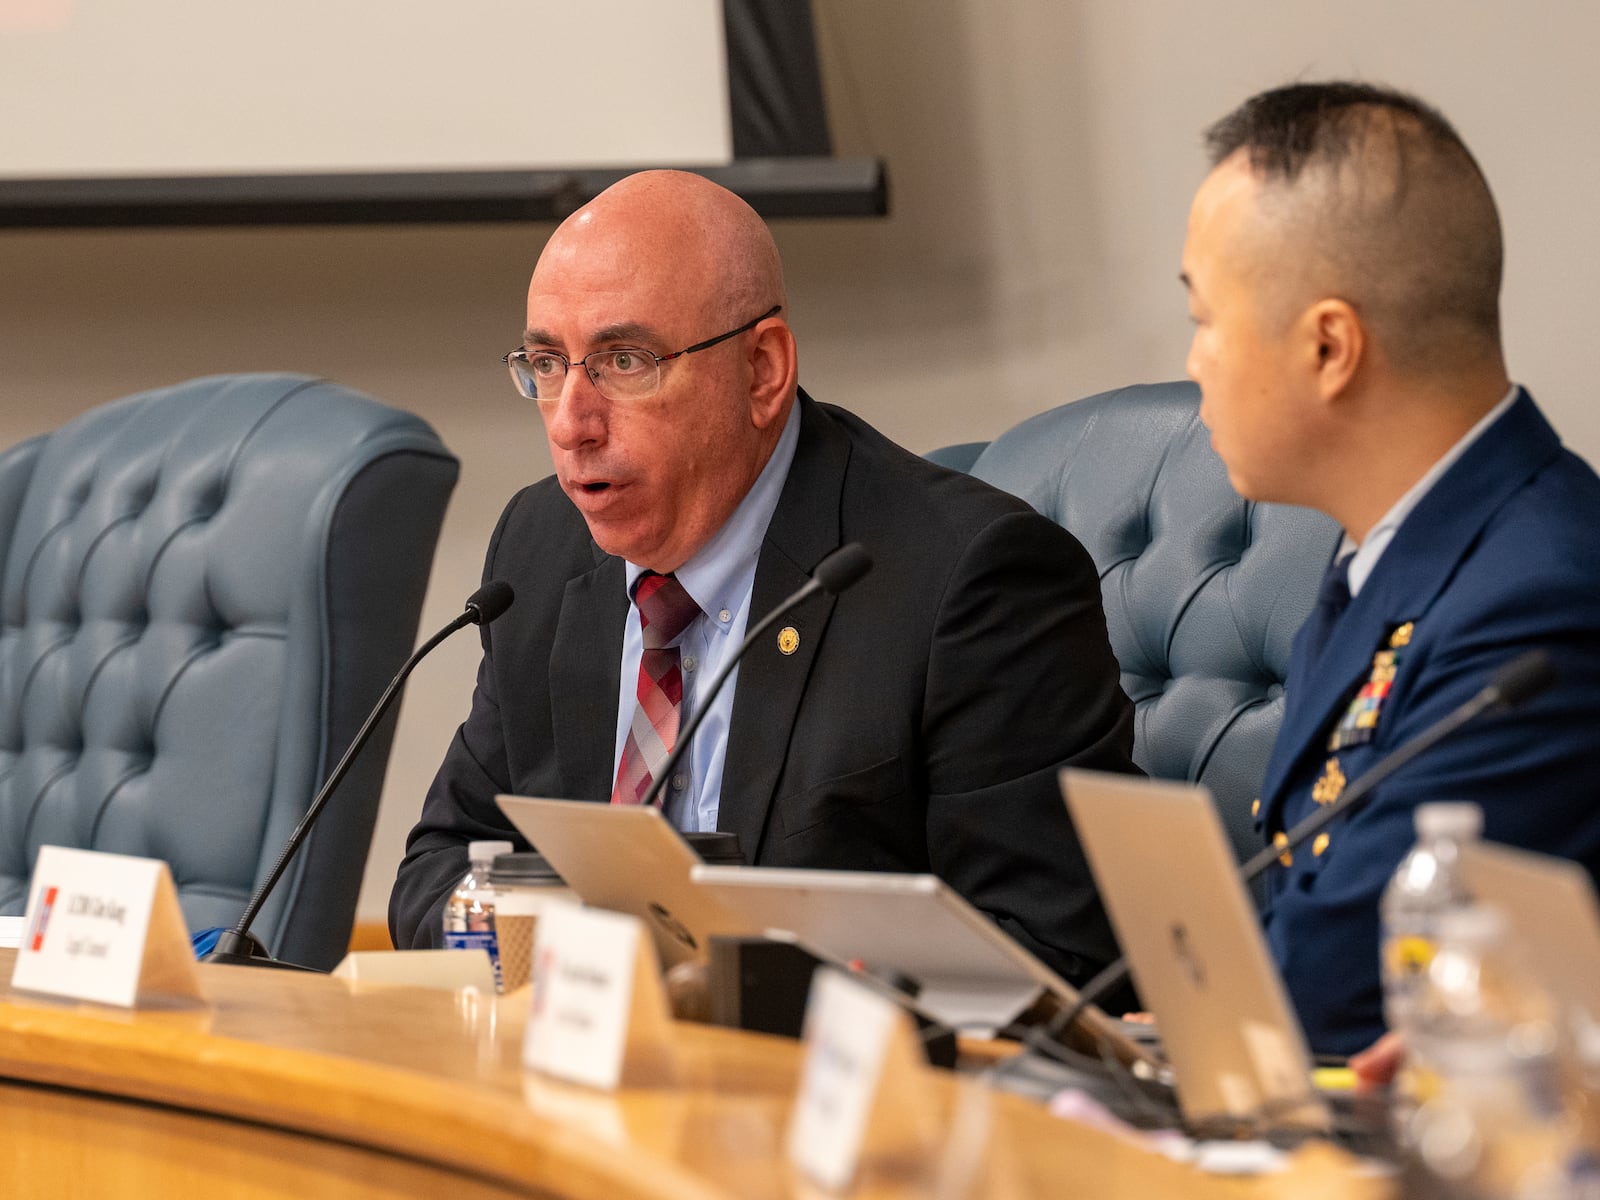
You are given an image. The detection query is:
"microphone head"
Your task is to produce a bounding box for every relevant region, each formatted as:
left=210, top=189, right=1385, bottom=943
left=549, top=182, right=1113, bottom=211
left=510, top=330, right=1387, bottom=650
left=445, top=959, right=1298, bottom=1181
left=464, top=580, right=515, bottom=625
left=1491, top=649, right=1557, bottom=708
left=813, top=542, right=873, bottom=594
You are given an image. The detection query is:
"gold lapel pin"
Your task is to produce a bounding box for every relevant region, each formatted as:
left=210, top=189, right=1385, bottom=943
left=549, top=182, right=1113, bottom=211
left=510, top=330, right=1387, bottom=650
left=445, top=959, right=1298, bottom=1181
left=777, top=626, right=800, bottom=655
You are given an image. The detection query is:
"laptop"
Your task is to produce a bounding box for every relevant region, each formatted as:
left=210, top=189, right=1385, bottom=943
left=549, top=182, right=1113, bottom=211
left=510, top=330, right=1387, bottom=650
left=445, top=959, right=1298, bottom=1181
left=689, top=863, right=1149, bottom=1063
left=495, top=796, right=755, bottom=968
left=1459, top=840, right=1600, bottom=1027
left=1059, top=768, right=1329, bottom=1133
left=494, top=796, right=1147, bottom=1065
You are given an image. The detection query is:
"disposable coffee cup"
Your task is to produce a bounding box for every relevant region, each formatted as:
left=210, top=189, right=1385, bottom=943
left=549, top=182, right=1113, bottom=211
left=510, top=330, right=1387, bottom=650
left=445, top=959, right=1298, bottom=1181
left=490, top=852, right=576, bottom=993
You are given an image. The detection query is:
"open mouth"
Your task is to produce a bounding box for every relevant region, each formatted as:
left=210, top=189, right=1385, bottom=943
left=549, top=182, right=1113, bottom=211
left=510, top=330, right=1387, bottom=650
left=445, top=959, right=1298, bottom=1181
left=580, top=481, right=611, bottom=493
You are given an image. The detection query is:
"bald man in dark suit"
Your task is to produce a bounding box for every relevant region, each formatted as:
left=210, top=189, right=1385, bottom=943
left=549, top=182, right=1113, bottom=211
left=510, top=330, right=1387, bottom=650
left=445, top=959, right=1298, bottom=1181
left=391, top=171, right=1139, bottom=986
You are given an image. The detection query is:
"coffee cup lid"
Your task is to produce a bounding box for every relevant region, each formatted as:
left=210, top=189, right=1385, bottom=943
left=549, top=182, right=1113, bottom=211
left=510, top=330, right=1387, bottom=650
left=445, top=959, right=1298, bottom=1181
left=490, top=851, right=565, bottom=885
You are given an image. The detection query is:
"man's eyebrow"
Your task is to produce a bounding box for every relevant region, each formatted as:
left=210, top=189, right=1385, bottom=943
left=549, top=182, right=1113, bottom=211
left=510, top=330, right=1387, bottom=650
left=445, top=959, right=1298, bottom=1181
left=591, top=321, right=661, bottom=346
left=521, top=322, right=662, bottom=349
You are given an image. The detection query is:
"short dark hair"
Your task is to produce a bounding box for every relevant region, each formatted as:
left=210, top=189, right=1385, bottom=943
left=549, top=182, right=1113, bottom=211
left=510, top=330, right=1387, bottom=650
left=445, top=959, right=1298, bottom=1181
left=1205, top=82, right=1468, bottom=179
left=1204, top=82, right=1503, bottom=369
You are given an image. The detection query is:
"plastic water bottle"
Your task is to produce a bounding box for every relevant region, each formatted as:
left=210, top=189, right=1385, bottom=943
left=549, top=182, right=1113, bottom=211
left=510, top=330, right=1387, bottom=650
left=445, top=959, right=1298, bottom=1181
left=1404, top=904, right=1577, bottom=1198
left=443, top=839, right=512, bottom=989
left=1381, top=802, right=1483, bottom=1034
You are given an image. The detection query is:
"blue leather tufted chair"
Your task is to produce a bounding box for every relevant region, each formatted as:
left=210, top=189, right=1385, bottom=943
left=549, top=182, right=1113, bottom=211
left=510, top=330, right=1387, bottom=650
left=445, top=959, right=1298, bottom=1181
left=923, top=441, right=989, bottom=474
left=940, top=381, right=1339, bottom=863
left=0, top=374, right=458, bottom=970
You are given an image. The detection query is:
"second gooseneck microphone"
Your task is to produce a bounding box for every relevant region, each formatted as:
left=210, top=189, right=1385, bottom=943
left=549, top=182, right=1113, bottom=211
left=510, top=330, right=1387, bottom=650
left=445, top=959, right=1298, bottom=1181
left=1054, top=648, right=1558, bottom=1037
left=1236, top=648, right=1557, bottom=883
left=636, top=543, right=873, bottom=813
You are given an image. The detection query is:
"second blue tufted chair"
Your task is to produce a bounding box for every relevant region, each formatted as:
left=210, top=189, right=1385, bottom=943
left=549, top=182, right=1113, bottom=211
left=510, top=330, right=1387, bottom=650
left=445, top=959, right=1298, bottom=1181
left=0, top=374, right=458, bottom=969
left=944, top=381, right=1339, bottom=863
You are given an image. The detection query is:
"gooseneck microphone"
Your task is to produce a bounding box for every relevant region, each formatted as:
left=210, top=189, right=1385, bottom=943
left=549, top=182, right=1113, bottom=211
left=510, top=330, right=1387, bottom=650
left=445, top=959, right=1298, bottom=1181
left=206, top=580, right=516, bottom=969
left=636, top=542, right=873, bottom=813
left=1234, top=648, right=1556, bottom=883
left=1053, top=648, right=1558, bottom=1036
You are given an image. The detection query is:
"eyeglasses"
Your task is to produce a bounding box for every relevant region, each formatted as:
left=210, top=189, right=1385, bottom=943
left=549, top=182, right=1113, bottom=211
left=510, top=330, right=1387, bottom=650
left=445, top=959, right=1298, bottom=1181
left=503, top=304, right=782, bottom=403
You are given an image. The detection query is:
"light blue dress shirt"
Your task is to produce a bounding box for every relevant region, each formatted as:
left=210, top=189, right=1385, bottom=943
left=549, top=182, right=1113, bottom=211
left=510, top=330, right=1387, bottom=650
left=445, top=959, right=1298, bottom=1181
left=612, top=403, right=801, bottom=832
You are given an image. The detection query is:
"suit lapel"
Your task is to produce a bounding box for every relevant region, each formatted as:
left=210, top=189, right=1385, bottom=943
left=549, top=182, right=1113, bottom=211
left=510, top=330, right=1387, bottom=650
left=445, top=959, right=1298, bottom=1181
left=550, top=550, right=626, bottom=800
left=718, top=392, right=850, bottom=860
left=1260, top=390, right=1561, bottom=824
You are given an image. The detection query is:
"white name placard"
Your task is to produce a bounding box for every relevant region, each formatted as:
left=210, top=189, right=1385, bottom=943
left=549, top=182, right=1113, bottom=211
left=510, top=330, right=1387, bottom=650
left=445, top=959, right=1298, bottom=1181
left=787, top=968, right=907, bottom=1192
left=10, top=846, right=203, bottom=1008
left=522, top=903, right=673, bottom=1090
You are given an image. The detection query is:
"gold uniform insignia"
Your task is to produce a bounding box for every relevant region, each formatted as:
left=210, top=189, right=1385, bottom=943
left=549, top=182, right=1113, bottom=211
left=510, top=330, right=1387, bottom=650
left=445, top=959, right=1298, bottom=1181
left=1313, top=832, right=1331, bottom=857
left=1274, top=831, right=1293, bottom=868
left=777, top=626, right=800, bottom=655
left=1312, top=758, right=1346, bottom=806
left=1389, top=622, right=1414, bottom=649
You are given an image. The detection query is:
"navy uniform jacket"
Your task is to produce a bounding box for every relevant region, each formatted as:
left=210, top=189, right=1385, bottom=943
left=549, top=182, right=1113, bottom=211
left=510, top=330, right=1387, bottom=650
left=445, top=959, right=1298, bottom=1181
left=1259, top=390, right=1600, bottom=1056
left=390, top=392, right=1139, bottom=985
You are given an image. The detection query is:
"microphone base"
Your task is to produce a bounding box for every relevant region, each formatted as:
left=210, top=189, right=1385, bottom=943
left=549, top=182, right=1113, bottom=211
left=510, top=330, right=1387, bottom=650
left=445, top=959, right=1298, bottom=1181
left=203, top=950, right=320, bottom=972
left=202, top=930, right=321, bottom=973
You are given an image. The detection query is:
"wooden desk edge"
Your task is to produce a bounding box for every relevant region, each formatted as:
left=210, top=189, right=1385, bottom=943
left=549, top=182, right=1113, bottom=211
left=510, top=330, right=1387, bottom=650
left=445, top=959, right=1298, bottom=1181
left=0, top=951, right=1388, bottom=1199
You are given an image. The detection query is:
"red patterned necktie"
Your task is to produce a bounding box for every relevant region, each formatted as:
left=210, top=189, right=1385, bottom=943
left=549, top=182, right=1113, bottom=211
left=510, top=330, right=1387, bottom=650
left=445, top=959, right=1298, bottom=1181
left=611, top=572, right=702, bottom=806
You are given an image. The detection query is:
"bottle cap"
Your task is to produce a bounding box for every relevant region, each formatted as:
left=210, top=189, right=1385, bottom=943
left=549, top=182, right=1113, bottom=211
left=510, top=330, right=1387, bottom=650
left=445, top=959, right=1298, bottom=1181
left=468, top=839, right=515, bottom=864
left=1414, top=802, right=1483, bottom=840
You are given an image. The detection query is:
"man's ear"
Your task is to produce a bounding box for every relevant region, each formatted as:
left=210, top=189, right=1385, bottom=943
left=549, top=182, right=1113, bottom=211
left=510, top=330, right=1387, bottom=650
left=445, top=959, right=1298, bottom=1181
left=747, top=316, right=798, bottom=429
left=1307, top=298, right=1364, bottom=403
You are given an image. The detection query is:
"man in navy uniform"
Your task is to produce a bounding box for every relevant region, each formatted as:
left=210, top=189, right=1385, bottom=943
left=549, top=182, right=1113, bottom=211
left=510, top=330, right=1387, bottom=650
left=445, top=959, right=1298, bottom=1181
left=1181, top=82, right=1600, bottom=1054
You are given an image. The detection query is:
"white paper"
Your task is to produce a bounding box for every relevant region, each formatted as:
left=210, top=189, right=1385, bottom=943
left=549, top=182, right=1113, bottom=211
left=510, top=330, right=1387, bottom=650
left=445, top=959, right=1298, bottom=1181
left=0, top=916, right=23, bottom=950
left=1240, top=1018, right=1310, bottom=1105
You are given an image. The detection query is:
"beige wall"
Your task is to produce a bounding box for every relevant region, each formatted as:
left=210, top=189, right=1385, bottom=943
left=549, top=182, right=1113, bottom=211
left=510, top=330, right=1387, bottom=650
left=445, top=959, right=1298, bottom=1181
left=3, top=2, right=1596, bottom=926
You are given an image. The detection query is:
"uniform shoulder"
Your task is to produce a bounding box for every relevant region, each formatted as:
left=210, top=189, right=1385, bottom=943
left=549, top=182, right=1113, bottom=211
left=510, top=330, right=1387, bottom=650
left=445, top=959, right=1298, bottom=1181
left=1491, top=449, right=1600, bottom=572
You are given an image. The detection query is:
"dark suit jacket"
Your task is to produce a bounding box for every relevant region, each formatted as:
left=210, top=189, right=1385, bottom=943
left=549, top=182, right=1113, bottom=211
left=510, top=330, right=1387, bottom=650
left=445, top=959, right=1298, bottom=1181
left=1259, top=390, right=1600, bottom=1055
left=391, top=393, right=1139, bottom=983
